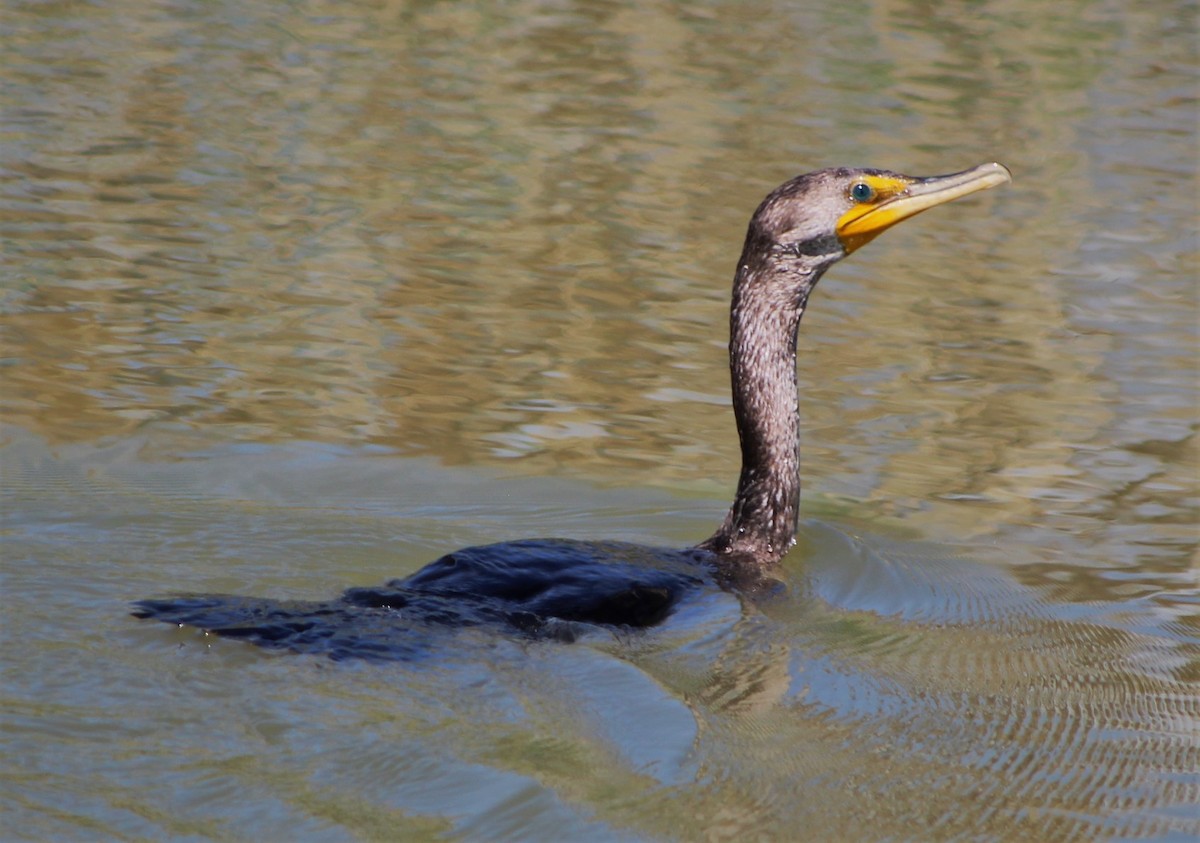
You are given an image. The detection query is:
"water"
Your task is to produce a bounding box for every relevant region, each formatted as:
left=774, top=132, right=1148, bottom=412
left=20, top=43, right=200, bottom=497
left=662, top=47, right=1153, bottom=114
left=2, top=0, right=1197, bottom=839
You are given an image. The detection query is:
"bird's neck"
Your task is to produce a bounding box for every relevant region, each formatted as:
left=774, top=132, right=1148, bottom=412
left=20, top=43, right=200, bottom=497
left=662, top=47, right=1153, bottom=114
left=701, top=260, right=824, bottom=569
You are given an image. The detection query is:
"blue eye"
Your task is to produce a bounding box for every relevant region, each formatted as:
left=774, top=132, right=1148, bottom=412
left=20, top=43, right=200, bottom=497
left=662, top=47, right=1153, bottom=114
left=851, top=182, right=874, bottom=202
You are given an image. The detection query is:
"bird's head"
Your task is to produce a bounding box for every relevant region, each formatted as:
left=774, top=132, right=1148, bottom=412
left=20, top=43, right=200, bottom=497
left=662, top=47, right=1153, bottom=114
left=740, top=162, right=1012, bottom=278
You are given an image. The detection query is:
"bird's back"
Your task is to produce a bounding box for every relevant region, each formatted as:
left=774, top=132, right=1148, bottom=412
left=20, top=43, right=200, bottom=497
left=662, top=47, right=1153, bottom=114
left=133, top=539, right=711, bottom=660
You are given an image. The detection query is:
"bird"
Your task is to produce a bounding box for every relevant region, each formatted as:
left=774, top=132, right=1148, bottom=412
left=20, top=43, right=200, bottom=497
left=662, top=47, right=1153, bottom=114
left=133, top=162, right=1011, bottom=660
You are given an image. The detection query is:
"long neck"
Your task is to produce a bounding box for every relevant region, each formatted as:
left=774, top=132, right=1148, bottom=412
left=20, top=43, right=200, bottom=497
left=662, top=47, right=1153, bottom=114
left=701, top=259, right=824, bottom=568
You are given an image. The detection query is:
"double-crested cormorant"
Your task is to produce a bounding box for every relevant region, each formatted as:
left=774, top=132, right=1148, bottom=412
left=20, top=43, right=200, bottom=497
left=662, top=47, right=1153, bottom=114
left=134, top=163, right=1011, bottom=660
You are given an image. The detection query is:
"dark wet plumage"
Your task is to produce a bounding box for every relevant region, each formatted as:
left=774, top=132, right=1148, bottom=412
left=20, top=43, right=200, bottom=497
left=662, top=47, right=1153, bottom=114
left=134, top=164, right=1010, bottom=659
left=133, top=540, right=708, bottom=660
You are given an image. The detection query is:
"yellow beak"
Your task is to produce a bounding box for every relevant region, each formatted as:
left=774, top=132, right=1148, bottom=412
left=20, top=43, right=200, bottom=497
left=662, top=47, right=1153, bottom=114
left=836, top=162, right=1012, bottom=254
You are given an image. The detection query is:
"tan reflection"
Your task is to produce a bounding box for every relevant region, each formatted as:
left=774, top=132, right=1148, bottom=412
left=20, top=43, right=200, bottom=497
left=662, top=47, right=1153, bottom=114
left=2, top=0, right=1193, bottom=610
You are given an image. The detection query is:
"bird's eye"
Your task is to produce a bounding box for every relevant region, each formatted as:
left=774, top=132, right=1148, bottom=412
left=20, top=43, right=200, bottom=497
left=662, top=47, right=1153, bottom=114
left=850, top=182, right=875, bottom=202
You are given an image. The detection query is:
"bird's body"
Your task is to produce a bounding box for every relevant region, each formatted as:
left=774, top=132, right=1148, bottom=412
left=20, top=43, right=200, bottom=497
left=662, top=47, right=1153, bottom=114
left=134, top=163, right=1010, bottom=659
left=134, top=540, right=711, bottom=660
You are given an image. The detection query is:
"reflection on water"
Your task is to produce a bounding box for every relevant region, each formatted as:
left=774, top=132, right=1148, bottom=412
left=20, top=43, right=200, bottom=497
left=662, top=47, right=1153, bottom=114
left=4, top=437, right=1195, bottom=840
left=2, top=0, right=1197, bottom=839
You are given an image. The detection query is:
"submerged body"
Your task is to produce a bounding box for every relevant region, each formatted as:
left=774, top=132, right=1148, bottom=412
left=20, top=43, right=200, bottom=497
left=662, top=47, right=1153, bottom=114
left=134, top=163, right=1011, bottom=658
left=134, top=540, right=711, bottom=659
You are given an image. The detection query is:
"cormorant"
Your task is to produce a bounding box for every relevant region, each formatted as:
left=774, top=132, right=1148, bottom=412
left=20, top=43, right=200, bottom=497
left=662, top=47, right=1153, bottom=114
left=133, top=163, right=1011, bottom=660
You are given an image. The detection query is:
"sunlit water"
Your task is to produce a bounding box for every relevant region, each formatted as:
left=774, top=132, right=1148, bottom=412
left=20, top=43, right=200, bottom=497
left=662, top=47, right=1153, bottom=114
left=2, top=0, right=1197, bottom=840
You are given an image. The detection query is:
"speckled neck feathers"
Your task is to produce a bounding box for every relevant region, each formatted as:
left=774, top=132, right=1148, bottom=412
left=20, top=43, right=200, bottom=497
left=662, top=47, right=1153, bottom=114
left=694, top=163, right=1011, bottom=572
left=698, top=176, right=845, bottom=571
left=699, top=253, right=828, bottom=568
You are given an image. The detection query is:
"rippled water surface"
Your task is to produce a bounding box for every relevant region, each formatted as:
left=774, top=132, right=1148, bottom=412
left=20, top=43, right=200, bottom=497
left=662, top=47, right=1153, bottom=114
left=2, top=0, right=1197, bottom=840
